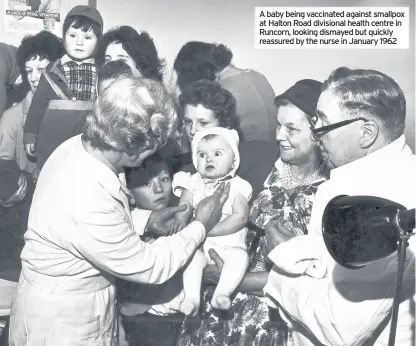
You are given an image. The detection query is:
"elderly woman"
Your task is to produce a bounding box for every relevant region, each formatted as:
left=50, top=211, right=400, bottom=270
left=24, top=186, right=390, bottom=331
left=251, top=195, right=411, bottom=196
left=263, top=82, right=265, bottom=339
left=175, top=79, right=328, bottom=346
left=174, top=41, right=277, bottom=142
left=95, top=25, right=165, bottom=82
left=8, top=75, right=230, bottom=345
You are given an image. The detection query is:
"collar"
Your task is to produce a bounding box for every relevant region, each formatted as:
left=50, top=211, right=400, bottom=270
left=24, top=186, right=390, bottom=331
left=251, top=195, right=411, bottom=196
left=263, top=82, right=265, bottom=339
left=61, top=54, right=95, bottom=66
left=274, top=158, right=327, bottom=185
left=76, top=135, right=132, bottom=201
left=331, top=135, right=411, bottom=180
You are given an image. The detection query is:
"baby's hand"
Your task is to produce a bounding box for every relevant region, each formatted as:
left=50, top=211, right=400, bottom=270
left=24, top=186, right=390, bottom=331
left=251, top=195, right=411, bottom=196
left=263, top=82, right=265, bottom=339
left=169, top=219, right=187, bottom=235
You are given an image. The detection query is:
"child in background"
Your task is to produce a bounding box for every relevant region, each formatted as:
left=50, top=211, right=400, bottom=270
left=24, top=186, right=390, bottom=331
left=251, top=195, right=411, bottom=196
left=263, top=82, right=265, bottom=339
left=172, top=127, right=251, bottom=315
left=24, top=5, right=103, bottom=172
left=119, top=153, right=181, bottom=317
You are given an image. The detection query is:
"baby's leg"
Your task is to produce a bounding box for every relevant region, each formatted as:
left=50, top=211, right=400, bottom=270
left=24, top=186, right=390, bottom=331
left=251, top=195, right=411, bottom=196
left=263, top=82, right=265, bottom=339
left=179, top=249, right=208, bottom=316
left=211, top=247, right=249, bottom=310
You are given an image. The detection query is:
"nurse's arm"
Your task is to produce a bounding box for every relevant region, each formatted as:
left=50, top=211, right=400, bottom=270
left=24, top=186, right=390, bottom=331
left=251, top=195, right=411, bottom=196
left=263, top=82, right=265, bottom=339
left=72, top=205, right=205, bottom=285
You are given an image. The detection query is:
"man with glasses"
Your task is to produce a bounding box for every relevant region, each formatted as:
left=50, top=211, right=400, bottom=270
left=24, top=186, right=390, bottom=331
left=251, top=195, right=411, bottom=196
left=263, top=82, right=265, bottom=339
left=263, top=67, right=415, bottom=346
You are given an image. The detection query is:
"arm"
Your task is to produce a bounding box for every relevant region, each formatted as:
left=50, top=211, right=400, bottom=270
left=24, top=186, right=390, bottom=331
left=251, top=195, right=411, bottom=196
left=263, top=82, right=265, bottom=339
left=263, top=237, right=412, bottom=346
left=0, top=107, right=19, bottom=161
left=174, top=188, right=193, bottom=222
left=0, top=77, right=8, bottom=117
left=73, top=203, right=206, bottom=285
left=71, top=182, right=230, bottom=284
left=23, top=74, right=51, bottom=150
left=169, top=188, right=194, bottom=234
left=236, top=271, right=268, bottom=295
left=208, top=193, right=249, bottom=237
left=203, top=248, right=268, bottom=295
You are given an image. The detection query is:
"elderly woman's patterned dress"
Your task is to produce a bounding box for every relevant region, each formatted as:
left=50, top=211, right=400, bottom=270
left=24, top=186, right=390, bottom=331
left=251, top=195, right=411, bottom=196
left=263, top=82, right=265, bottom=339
left=175, top=158, right=327, bottom=346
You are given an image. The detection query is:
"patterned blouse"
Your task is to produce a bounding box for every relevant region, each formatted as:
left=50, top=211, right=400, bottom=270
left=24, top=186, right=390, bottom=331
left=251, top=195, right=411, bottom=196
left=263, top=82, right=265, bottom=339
left=249, top=158, right=327, bottom=236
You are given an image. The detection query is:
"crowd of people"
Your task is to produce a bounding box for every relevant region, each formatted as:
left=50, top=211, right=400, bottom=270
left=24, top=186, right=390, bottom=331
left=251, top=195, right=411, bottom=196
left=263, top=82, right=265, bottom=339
left=0, top=4, right=414, bottom=346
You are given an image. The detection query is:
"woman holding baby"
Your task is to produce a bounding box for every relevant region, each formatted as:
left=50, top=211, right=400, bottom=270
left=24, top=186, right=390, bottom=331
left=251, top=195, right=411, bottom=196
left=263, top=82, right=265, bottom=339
left=174, top=78, right=327, bottom=346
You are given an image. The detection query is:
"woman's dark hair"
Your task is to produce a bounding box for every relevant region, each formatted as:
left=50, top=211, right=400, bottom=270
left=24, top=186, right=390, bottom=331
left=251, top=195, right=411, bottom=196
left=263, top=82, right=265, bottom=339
left=95, top=26, right=165, bottom=82
left=17, top=30, right=64, bottom=85
left=98, top=60, right=133, bottom=82
left=178, top=80, right=239, bottom=130
left=63, top=15, right=102, bottom=40
left=125, top=153, right=172, bottom=189
left=174, top=41, right=233, bottom=90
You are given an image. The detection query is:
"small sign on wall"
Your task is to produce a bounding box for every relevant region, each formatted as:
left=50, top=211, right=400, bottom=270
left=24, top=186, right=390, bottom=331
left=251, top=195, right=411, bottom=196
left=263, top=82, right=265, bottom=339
left=3, top=0, right=61, bottom=35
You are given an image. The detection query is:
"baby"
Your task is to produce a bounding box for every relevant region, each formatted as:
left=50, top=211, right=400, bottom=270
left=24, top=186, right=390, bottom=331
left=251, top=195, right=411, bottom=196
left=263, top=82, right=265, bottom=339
left=172, top=127, right=252, bottom=315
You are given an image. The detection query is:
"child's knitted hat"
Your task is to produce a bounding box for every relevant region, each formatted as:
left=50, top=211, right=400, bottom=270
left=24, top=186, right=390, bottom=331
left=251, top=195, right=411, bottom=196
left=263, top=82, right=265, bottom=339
left=191, top=127, right=240, bottom=178
left=64, top=5, right=104, bottom=36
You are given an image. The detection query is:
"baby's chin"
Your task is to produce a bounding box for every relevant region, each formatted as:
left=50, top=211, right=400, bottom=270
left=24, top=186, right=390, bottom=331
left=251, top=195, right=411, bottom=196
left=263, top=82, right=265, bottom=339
left=198, top=170, right=224, bottom=180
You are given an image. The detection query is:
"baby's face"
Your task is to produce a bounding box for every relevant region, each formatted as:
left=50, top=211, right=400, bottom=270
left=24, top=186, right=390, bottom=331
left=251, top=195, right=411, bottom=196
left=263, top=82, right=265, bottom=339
left=130, top=167, right=172, bottom=211
left=196, top=136, right=235, bottom=179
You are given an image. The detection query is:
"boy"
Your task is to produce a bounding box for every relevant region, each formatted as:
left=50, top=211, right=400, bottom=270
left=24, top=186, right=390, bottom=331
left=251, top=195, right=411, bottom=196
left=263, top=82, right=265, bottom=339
left=23, top=5, right=103, bottom=172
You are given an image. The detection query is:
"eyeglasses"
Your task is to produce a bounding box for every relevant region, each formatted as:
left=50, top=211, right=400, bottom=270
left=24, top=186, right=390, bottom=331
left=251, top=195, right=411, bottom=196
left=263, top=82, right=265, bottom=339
left=311, top=117, right=368, bottom=141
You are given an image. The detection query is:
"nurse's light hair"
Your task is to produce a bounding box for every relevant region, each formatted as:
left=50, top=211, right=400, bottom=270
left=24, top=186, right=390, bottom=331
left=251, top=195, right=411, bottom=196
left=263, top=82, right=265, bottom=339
left=83, top=75, right=177, bottom=154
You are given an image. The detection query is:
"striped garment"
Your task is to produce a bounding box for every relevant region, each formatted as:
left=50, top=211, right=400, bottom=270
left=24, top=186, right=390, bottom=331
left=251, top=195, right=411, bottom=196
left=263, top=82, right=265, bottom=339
left=62, top=60, right=97, bottom=101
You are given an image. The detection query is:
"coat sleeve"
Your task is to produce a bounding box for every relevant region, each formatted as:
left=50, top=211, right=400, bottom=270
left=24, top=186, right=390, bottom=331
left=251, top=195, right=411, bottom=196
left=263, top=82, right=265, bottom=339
left=23, top=74, right=51, bottom=145
left=0, top=106, right=19, bottom=160
left=70, top=200, right=206, bottom=285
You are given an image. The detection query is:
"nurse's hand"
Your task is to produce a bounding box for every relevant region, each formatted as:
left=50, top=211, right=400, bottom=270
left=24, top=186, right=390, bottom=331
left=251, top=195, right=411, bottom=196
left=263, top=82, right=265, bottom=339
left=146, top=204, right=188, bottom=237
left=195, top=182, right=230, bottom=232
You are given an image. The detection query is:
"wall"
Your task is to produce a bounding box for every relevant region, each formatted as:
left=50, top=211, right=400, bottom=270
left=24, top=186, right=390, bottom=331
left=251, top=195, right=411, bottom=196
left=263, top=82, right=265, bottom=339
left=0, top=0, right=88, bottom=44
left=96, top=0, right=415, bottom=152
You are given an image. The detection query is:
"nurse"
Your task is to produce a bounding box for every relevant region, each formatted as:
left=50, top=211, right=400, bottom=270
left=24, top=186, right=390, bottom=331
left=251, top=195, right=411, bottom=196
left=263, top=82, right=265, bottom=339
left=9, top=75, right=230, bottom=345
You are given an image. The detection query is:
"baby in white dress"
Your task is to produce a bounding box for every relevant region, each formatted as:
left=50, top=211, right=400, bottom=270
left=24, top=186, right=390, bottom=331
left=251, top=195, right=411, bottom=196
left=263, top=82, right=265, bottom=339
left=172, top=127, right=252, bottom=316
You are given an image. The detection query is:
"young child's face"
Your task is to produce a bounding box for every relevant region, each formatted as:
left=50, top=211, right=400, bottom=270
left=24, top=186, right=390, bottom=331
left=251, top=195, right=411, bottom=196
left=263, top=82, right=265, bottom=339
left=130, top=164, right=172, bottom=211
left=64, top=25, right=98, bottom=61
left=196, top=136, right=235, bottom=179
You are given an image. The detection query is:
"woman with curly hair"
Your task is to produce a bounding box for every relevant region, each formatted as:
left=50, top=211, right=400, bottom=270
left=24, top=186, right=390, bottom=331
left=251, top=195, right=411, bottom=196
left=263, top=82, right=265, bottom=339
left=177, top=79, right=277, bottom=197
left=174, top=41, right=277, bottom=143
left=95, top=26, right=165, bottom=82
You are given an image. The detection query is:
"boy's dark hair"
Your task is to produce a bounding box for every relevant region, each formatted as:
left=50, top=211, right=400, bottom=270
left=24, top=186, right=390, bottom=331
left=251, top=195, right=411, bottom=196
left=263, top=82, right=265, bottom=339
left=17, top=30, right=64, bottom=85
left=125, top=153, right=176, bottom=189
left=63, top=15, right=102, bottom=40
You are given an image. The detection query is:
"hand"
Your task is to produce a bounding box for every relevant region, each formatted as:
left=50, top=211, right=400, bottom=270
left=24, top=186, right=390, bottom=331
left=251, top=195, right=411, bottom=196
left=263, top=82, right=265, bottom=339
left=169, top=219, right=187, bottom=235
left=25, top=143, right=36, bottom=157
left=0, top=174, right=27, bottom=207
left=203, top=249, right=224, bottom=285
left=264, top=220, right=295, bottom=255
left=195, top=182, right=230, bottom=232
left=146, top=204, right=187, bottom=237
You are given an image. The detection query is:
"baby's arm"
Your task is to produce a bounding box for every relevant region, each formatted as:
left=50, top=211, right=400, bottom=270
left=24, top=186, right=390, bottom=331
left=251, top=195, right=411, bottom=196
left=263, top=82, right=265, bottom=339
left=208, top=193, right=249, bottom=237
left=169, top=188, right=194, bottom=234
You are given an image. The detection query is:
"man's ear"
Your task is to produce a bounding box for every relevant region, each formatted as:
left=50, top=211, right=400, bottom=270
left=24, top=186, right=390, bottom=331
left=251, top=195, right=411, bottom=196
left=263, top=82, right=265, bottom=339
left=360, top=120, right=379, bottom=149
